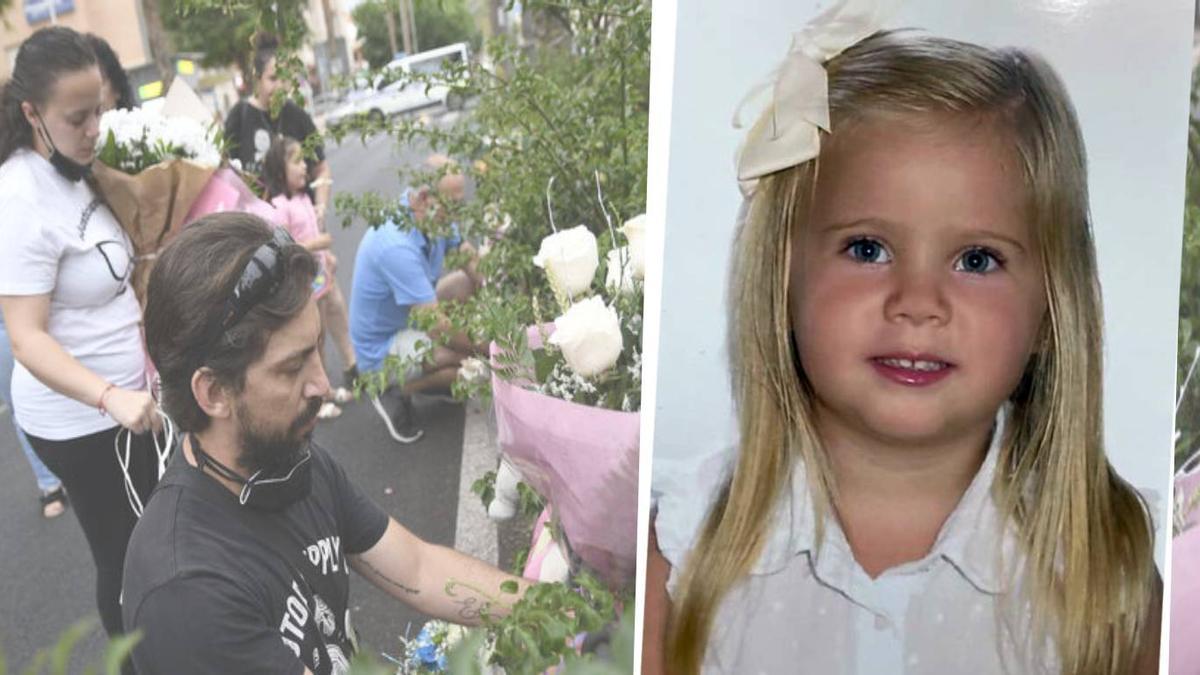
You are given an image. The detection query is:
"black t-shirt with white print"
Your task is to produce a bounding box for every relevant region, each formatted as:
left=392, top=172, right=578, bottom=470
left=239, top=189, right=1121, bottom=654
left=223, top=99, right=325, bottom=179
left=121, top=441, right=388, bottom=675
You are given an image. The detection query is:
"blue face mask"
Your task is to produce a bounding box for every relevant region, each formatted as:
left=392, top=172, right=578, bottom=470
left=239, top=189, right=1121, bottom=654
left=33, top=108, right=91, bottom=182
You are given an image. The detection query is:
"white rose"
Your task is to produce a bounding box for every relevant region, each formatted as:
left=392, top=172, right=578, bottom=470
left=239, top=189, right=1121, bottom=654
left=532, top=225, right=598, bottom=297
left=605, top=247, right=634, bottom=294
left=458, top=357, right=488, bottom=384
left=548, top=296, right=623, bottom=377
left=621, top=214, right=647, bottom=280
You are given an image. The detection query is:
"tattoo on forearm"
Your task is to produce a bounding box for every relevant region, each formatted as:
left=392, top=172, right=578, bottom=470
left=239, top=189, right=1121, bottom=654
left=455, top=597, right=483, bottom=621
left=361, top=559, right=420, bottom=596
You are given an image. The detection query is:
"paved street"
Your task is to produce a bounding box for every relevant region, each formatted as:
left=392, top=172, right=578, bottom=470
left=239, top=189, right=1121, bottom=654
left=0, top=113, right=505, bottom=671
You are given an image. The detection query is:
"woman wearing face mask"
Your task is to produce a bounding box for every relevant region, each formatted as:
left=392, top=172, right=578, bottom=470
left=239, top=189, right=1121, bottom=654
left=0, top=26, right=160, bottom=638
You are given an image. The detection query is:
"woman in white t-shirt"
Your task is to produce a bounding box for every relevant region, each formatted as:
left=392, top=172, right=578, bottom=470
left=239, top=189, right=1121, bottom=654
left=0, top=26, right=160, bottom=638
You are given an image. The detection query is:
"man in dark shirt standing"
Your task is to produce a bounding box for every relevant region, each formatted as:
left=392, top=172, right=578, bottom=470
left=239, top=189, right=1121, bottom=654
left=225, top=34, right=333, bottom=222
left=123, top=213, right=529, bottom=674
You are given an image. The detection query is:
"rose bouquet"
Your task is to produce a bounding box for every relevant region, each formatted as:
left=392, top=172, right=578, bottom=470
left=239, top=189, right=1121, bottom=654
left=91, top=106, right=223, bottom=304
left=522, top=216, right=644, bottom=413
left=484, top=206, right=645, bottom=589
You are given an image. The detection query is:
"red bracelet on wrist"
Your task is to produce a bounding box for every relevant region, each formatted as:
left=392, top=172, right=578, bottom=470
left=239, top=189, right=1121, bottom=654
left=97, top=383, right=116, bottom=416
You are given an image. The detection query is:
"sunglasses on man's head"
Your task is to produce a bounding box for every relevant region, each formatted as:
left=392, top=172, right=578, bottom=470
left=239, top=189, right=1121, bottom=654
left=195, top=227, right=296, bottom=366
left=217, top=227, right=296, bottom=334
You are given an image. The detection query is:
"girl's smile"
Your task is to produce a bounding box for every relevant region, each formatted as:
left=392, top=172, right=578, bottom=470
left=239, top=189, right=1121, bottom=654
left=868, top=353, right=956, bottom=386
left=790, top=113, right=1047, bottom=450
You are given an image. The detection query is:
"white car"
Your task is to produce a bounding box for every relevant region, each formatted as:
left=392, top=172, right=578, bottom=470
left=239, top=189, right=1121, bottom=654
left=325, top=43, right=470, bottom=129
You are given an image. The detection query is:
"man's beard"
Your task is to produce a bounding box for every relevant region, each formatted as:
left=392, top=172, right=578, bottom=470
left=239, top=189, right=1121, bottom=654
left=234, top=395, right=322, bottom=475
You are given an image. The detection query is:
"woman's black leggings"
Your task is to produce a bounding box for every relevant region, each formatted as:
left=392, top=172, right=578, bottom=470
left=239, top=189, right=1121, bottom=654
left=26, top=426, right=159, bottom=637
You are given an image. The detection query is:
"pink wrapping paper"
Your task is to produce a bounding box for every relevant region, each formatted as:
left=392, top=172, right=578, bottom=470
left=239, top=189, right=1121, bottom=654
left=491, top=327, right=640, bottom=588
left=1173, top=527, right=1200, bottom=673
left=1173, top=470, right=1200, bottom=673
left=183, top=167, right=283, bottom=226
left=523, top=508, right=556, bottom=581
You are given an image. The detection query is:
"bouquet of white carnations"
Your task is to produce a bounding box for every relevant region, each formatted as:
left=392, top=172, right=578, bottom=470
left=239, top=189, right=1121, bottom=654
left=91, top=107, right=223, bottom=304
left=96, top=107, right=222, bottom=172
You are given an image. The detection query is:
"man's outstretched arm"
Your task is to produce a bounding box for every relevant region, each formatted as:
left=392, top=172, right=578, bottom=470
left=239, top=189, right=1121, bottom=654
left=349, top=517, right=533, bottom=625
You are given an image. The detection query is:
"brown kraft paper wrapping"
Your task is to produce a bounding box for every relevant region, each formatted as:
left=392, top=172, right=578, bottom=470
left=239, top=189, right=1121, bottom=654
left=91, top=159, right=217, bottom=306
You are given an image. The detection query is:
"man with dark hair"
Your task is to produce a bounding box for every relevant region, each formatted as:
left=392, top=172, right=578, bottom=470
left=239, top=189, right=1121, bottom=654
left=122, top=213, right=527, bottom=675
left=225, top=34, right=332, bottom=219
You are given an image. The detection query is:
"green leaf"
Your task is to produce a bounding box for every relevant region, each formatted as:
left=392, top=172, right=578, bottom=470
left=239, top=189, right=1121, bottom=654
left=500, top=579, right=520, bottom=594
left=103, top=631, right=141, bottom=675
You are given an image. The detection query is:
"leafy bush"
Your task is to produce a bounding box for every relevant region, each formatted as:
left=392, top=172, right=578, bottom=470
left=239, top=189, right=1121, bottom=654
left=1177, top=72, right=1200, bottom=469
left=332, top=0, right=650, bottom=388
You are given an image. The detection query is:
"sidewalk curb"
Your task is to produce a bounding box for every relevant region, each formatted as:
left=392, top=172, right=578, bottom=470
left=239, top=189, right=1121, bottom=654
left=455, top=398, right=499, bottom=566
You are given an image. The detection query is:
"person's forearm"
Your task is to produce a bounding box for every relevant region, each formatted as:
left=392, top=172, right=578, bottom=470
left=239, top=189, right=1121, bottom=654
left=312, top=161, right=332, bottom=231
left=350, top=519, right=532, bottom=627
left=303, top=233, right=333, bottom=252
left=426, top=313, right=475, bottom=356
left=459, top=243, right=484, bottom=289
left=398, top=543, right=532, bottom=625
left=10, top=327, right=112, bottom=409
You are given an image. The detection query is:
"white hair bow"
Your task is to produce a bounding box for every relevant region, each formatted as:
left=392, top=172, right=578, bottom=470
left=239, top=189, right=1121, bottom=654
left=734, top=0, right=896, bottom=196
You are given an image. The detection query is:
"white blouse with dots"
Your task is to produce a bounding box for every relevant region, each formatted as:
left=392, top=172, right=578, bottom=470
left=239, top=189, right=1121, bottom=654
left=654, top=407, right=1060, bottom=674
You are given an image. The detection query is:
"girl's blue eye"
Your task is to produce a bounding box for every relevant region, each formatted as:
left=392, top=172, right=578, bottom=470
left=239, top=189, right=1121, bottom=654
left=955, top=247, right=1002, bottom=274
left=845, top=238, right=891, bottom=264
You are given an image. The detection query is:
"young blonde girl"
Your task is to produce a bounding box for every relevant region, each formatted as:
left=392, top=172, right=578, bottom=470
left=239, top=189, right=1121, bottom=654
left=645, top=27, right=1159, bottom=675
left=263, top=135, right=356, bottom=417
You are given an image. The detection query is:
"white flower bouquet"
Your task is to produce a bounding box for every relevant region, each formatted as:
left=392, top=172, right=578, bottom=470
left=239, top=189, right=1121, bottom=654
left=91, top=107, right=224, bottom=305
left=96, top=107, right=222, bottom=172
left=486, top=207, right=646, bottom=588
left=521, top=215, right=644, bottom=413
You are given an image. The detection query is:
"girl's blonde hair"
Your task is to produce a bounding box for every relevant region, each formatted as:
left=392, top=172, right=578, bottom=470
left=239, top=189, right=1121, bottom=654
left=667, top=30, right=1155, bottom=674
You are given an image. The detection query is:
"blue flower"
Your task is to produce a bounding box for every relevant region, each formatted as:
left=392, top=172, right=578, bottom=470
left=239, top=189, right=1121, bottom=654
left=417, top=645, right=439, bottom=662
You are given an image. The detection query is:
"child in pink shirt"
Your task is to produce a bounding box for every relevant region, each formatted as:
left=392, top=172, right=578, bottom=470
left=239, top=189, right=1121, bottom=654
left=264, top=135, right=356, bottom=418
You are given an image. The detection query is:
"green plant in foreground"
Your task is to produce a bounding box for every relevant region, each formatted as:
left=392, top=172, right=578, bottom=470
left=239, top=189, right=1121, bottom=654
left=435, top=572, right=624, bottom=675
left=0, top=619, right=139, bottom=675
left=1177, top=71, right=1200, bottom=471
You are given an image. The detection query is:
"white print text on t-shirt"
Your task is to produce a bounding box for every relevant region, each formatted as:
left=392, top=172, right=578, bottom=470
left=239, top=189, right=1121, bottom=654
left=78, top=197, right=102, bottom=239
left=305, top=535, right=345, bottom=576
left=279, top=579, right=309, bottom=658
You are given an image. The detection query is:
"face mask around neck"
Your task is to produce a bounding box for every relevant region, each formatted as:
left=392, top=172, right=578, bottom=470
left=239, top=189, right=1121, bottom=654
left=33, top=108, right=91, bottom=182
left=191, top=433, right=313, bottom=511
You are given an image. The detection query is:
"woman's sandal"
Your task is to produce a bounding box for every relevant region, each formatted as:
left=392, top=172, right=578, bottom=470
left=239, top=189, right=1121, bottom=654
left=40, top=487, right=67, bottom=519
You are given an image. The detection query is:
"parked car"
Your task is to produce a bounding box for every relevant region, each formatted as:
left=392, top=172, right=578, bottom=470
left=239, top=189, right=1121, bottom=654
left=324, top=43, right=471, bottom=130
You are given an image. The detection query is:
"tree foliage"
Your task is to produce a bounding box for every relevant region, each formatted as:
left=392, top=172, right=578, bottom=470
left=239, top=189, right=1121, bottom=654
left=1177, top=71, right=1200, bottom=469
left=334, top=0, right=650, bottom=367
left=352, top=0, right=482, bottom=70
left=163, top=0, right=309, bottom=91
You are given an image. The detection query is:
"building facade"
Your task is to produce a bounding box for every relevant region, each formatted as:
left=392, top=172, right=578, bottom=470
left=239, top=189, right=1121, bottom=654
left=0, top=0, right=153, bottom=77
